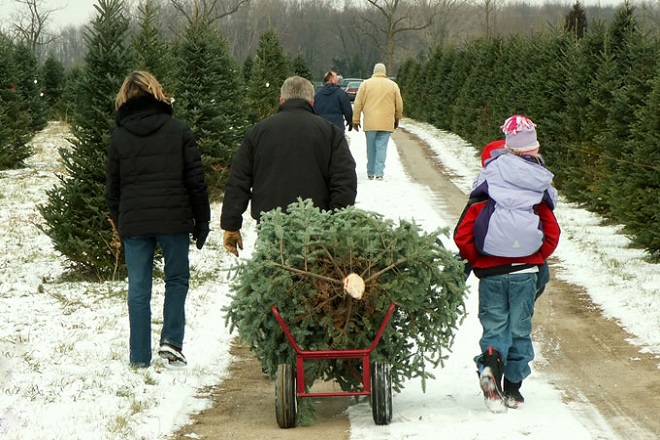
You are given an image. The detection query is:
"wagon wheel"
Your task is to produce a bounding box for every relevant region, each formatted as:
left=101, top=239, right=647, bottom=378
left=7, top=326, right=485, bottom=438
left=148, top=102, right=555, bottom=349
left=275, top=363, right=297, bottom=428
left=371, top=361, right=392, bottom=425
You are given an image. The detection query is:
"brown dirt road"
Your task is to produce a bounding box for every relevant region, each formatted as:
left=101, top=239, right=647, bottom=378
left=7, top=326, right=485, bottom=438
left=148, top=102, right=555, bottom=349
left=170, top=127, right=659, bottom=440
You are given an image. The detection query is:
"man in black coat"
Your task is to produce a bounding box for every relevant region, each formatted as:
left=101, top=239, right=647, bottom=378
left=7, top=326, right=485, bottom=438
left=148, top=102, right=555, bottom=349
left=221, top=75, right=358, bottom=257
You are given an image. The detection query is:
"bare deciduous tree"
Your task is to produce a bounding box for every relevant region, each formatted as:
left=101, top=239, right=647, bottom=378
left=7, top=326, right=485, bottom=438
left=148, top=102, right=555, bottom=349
left=12, top=0, right=59, bottom=50
left=362, top=0, right=448, bottom=72
left=170, top=0, right=251, bottom=24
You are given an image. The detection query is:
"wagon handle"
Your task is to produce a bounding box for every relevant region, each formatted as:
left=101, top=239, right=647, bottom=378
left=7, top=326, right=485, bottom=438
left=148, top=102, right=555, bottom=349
left=271, top=302, right=397, bottom=355
left=369, top=302, right=397, bottom=352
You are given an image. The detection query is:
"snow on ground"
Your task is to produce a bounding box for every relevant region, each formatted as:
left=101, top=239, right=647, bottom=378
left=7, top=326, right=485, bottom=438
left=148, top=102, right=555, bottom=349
left=0, top=119, right=657, bottom=439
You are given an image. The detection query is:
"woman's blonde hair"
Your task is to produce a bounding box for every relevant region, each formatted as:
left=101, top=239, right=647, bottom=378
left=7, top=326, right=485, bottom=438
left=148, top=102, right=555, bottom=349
left=115, top=71, right=169, bottom=110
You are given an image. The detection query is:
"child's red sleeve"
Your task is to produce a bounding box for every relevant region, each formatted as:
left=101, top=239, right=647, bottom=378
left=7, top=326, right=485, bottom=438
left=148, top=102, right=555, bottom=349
left=453, top=202, right=484, bottom=265
left=538, top=203, right=561, bottom=259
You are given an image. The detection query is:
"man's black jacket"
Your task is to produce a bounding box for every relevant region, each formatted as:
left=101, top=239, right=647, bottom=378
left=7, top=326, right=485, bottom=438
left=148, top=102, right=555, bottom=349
left=220, top=99, right=357, bottom=231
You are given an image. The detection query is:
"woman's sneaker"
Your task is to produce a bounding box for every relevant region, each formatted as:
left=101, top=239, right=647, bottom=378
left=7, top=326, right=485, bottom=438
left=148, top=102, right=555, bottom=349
left=503, top=378, right=524, bottom=409
left=158, top=343, right=187, bottom=368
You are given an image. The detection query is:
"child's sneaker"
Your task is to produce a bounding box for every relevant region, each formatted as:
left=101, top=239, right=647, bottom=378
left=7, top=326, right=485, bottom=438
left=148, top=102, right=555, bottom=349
left=503, top=378, right=524, bottom=409
left=158, top=343, right=187, bottom=368
left=479, top=347, right=506, bottom=413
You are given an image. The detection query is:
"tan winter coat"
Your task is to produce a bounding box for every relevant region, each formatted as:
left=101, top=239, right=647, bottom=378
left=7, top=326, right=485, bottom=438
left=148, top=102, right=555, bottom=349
left=352, top=73, right=404, bottom=132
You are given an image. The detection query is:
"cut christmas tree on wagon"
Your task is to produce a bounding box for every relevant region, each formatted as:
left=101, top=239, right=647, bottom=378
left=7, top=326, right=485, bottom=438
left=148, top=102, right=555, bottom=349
left=224, top=199, right=468, bottom=420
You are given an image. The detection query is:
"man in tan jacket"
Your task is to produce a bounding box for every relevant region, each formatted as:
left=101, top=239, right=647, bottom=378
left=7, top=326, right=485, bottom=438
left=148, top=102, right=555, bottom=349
left=352, top=63, right=403, bottom=181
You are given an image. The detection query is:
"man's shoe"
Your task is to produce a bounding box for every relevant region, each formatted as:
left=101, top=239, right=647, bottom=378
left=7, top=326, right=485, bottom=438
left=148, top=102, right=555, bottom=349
left=158, top=343, right=187, bottom=368
left=375, top=176, right=384, bottom=181
left=368, top=175, right=374, bottom=180
left=503, top=378, right=524, bottom=409
left=479, top=346, right=506, bottom=413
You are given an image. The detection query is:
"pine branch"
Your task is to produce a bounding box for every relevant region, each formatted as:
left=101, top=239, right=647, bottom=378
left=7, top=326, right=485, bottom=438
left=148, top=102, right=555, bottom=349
left=363, top=258, right=409, bottom=283
left=268, top=261, right=343, bottom=286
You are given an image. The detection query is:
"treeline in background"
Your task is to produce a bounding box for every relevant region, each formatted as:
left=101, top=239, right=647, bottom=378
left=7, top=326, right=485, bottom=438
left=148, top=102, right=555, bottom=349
left=0, top=0, right=658, bottom=279
left=398, top=1, right=660, bottom=260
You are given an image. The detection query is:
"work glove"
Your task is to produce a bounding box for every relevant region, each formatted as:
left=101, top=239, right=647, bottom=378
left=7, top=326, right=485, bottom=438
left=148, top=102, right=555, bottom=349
left=352, top=123, right=360, bottom=132
left=192, top=221, right=210, bottom=250
left=223, top=230, right=243, bottom=257
left=394, top=119, right=399, bottom=129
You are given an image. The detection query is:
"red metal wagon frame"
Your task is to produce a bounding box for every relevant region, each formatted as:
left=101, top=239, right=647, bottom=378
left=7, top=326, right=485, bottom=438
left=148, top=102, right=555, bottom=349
left=271, top=301, right=397, bottom=398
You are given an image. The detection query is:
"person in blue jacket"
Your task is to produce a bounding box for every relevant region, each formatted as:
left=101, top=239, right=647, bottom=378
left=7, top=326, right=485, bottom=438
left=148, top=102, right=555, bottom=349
left=313, top=70, right=353, bottom=132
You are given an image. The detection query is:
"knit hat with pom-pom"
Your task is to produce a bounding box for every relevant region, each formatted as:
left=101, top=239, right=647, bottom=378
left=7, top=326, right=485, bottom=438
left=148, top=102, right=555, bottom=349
left=501, top=115, right=539, bottom=155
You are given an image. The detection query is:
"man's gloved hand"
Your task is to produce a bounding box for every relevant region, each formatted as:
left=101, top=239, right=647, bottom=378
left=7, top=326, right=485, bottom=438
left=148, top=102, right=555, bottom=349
left=347, top=122, right=353, bottom=132
left=394, top=119, right=399, bottom=129
left=193, top=221, right=210, bottom=250
left=223, top=230, right=243, bottom=257
left=352, top=123, right=360, bottom=132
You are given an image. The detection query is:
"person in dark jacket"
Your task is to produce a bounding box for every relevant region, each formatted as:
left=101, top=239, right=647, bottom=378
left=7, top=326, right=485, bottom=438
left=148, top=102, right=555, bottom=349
left=221, top=75, right=357, bottom=257
left=106, top=71, right=210, bottom=369
left=313, top=70, right=353, bottom=132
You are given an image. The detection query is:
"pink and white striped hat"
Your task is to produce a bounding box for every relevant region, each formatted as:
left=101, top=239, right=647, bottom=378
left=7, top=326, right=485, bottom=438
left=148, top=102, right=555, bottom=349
left=501, top=115, right=539, bottom=155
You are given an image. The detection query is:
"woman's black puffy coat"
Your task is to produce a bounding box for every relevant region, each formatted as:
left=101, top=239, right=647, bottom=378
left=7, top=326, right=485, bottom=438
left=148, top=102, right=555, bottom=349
left=106, top=96, right=210, bottom=237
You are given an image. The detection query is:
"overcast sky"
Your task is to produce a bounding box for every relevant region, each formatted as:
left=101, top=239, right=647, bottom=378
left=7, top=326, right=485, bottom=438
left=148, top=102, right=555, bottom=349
left=0, top=0, right=627, bottom=32
left=0, top=0, right=98, bottom=30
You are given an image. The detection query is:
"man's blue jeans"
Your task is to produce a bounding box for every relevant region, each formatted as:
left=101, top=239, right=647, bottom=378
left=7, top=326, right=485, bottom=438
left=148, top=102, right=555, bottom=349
left=365, top=131, right=391, bottom=177
left=123, top=234, right=190, bottom=366
left=477, top=272, right=537, bottom=383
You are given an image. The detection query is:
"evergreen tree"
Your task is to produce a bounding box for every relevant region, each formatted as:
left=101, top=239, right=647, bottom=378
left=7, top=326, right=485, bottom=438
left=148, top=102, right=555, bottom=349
left=291, top=53, right=313, bottom=80
left=241, top=55, right=253, bottom=84
left=582, top=48, right=618, bottom=213
left=54, top=65, right=83, bottom=123
left=39, top=0, right=134, bottom=277
left=420, top=49, right=441, bottom=124
left=615, top=69, right=660, bottom=258
left=173, top=17, right=248, bottom=198
left=431, top=46, right=460, bottom=130
left=247, top=30, right=291, bottom=123
left=13, top=42, right=48, bottom=133
left=40, top=54, right=67, bottom=116
left=525, top=32, right=572, bottom=146
left=132, top=0, right=173, bottom=88
left=452, top=38, right=502, bottom=145
left=0, top=35, right=32, bottom=169
left=425, top=47, right=448, bottom=127
left=552, top=20, right=608, bottom=201
left=564, top=2, right=588, bottom=39
left=400, top=60, right=423, bottom=120
left=605, top=12, right=657, bottom=223
left=445, top=43, right=477, bottom=135
left=394, top=57, right=414, bottom=89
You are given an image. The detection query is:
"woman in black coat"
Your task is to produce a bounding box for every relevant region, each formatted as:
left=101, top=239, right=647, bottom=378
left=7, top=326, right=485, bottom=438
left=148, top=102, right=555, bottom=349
left=106, top=71, right=210, bottom=368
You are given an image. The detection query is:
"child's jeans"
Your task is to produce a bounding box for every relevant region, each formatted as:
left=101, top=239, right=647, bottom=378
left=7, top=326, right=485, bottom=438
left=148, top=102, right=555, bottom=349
left=477, top=272, right=537, bottom=383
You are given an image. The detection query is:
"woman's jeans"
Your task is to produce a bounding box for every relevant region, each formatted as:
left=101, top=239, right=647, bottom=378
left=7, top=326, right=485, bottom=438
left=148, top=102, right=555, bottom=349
left=365, top=130, right=391, bottom=177
left=477, top=272, right=537, bottom=383
left=123, top=234, right=190, bottom=366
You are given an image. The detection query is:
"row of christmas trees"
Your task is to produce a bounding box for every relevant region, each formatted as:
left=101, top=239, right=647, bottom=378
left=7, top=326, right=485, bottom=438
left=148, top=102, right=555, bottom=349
left=0, top=0, right=312, bottom=278
left=398, top=2, right=660, bottom=260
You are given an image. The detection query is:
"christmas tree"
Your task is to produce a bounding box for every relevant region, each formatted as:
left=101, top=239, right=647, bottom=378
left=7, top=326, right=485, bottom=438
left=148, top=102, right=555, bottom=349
left=225, top=200, right=467, bottom=420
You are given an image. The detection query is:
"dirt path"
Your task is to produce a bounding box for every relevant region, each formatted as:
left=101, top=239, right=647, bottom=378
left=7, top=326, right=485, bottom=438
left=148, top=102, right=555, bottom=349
left=393, top=128, right=660, bottom=439
left=171, top=128, right=659, bottom=440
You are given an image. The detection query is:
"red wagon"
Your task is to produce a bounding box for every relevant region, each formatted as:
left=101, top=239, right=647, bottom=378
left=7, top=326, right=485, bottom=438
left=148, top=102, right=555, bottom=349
left=271, top=302, right=397, bottom=428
